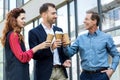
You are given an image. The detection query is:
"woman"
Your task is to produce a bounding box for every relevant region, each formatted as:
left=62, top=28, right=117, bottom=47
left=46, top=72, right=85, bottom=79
left=1, top=8, right=51, bottom=80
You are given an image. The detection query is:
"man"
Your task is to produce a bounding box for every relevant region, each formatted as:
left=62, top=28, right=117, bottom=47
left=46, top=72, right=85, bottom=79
left=29, top=3, right=70, bottom=80
left=63, top=11, right=120, bottom=80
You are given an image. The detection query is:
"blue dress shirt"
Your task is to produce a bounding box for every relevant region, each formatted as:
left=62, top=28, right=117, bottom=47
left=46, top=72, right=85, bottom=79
left=64, top=29, right=120, bottom=71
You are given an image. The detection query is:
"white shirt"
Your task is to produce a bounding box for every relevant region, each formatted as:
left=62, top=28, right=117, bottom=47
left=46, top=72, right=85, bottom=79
left=41, top=23, right=61, bottom=65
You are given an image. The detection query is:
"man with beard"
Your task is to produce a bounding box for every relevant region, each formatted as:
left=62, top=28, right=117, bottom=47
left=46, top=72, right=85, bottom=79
left=28, top=3, right=71, bottom=80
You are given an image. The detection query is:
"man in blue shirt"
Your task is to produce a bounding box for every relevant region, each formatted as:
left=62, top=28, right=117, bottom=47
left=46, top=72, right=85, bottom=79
left=63, top=11, right=120, bottom=80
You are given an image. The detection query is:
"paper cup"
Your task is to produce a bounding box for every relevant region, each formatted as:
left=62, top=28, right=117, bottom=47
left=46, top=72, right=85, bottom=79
left=46, top=34, right=54, bottom=42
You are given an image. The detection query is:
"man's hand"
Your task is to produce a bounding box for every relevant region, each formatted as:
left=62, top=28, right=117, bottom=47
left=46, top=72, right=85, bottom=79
left=101, top=68, right=114, bottom=78
left=51, top=39, right=62, bottom=50
left=62, top=60, right=71, bottom=68
left=62, top=38, right=71, bottom=47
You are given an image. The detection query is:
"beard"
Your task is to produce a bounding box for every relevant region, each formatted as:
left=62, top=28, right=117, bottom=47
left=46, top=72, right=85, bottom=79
left=48, top=19, right=56, bottom=25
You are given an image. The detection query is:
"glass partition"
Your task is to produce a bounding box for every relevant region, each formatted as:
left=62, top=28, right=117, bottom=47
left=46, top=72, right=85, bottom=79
left=0, top=0, right=3, bottom=21
left=101, top=0, right=120, bottom=30
left=0, top=43, right=3, bottom=80
left=69, top=1, right=77, bottom=80
left=101, top=1, right=120, bottom=80
left=102, top=7, right=120, bottom=30
left=24, top=23, right=34, bottom=80
left=57, top=5, right=68, bottom=33
left=77, top=0, right=97, bottom=35
left=10, top=0, right=16, bottom=10
left=24, top=0, right=30, bottom=4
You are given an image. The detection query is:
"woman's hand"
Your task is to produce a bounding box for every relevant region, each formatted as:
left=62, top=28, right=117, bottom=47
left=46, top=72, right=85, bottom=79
left=39, top=40, right=51, bottom=49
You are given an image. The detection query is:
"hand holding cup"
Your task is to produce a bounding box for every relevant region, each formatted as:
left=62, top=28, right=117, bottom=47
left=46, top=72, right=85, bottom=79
left=55, top=31, right=63, bottom=40
left=52, top=39, right=62, bottom=50
left=37, top=40, right=51, bottom=50
left=46, top=34, right=54, bottom=43
left=62, top=33, right=71, bottom=47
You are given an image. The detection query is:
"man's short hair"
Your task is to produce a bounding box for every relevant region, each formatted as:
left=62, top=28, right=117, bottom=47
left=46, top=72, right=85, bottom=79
left=39, top=3, right=56, bottom=14
left=86, top=11, right=100, bottom=26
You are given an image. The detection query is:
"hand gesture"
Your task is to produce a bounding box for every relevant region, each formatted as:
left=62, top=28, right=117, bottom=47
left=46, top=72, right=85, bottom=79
left=39, top=40, right=51, bottom=49
left=32, top=40, right=51, bottom=53
left=62, top=33, right=71, bottom=47
left=62, top=38, right=71, bottom=47
left=62, top=60, right=71, bottom=68
left=51, top=39, right=62, bottom=50
left=101, top=68, right=114, bottom=78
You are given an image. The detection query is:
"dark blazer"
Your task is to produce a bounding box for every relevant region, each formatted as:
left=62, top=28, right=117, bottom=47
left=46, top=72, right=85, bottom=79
left=5, top=32, right=30, bottom=80
left=28, top=24, right=69, bottom=80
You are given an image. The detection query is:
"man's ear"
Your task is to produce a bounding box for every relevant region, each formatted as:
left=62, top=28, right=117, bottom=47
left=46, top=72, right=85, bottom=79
left=41, top=12, right=47, bottom=18
left=93, top=19, right=97, bottom=25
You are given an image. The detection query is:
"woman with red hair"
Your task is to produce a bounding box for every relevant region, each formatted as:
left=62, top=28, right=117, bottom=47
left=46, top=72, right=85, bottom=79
left=1, top=8, right=51, bottom=80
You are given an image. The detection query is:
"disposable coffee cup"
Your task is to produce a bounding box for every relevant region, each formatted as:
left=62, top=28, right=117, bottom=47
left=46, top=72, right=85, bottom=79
left=46, top=34, right=54, bottom=42
left=55, top=31, right=63, bottom=40
left=63, top=33, right=70, bottom=45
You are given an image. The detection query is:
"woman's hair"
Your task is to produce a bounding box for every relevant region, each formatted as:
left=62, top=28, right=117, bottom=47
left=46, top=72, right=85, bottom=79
left=1, top=8, right=25, bottom=46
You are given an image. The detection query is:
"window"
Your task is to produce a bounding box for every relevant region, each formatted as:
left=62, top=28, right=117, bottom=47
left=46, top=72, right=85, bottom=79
left=77, top=0, right=97, bottom=35
left=0, top=0, right=3, bottom=21
left=57, top=5, right=68, bottom=33
left=24, top=0, right=30, bottom=4
left=0, top=43, right=3, bottom=80
left=10, top=0, right=16, bottom=10
left=69, top=1, right=77, bottom=80
left=24, top=23, right=34, bottom=80
left=101, top=0, right=120, bottom=30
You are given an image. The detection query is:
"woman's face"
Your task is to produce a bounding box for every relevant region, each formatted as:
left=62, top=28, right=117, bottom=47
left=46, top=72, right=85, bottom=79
left=16, top=13, right=26, bottom=28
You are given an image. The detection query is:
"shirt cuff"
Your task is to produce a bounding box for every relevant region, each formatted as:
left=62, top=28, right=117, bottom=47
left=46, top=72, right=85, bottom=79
left=110, top=62, right=119, bottom=71
left=63, top=46, right=71, bottom=57
left=50, top=46, right=54, bottom=53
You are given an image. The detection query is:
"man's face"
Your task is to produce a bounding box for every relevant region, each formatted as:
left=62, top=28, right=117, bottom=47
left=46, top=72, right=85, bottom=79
left=46, top=6, right=57, bottom=24
left=83, top=13, right=97, bottom=30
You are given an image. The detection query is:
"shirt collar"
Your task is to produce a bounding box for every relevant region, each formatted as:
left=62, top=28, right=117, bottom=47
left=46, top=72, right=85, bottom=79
left=41, top=23, right=53, bottom=30
left=87, top=29, right=100, bottom=37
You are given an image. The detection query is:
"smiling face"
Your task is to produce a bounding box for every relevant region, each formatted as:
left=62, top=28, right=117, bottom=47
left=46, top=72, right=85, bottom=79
left=83, top=13, right=97, bottom=30
left=16, top=13, right=26, bottom=28
left=44, top=6, right=57, bottom=25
